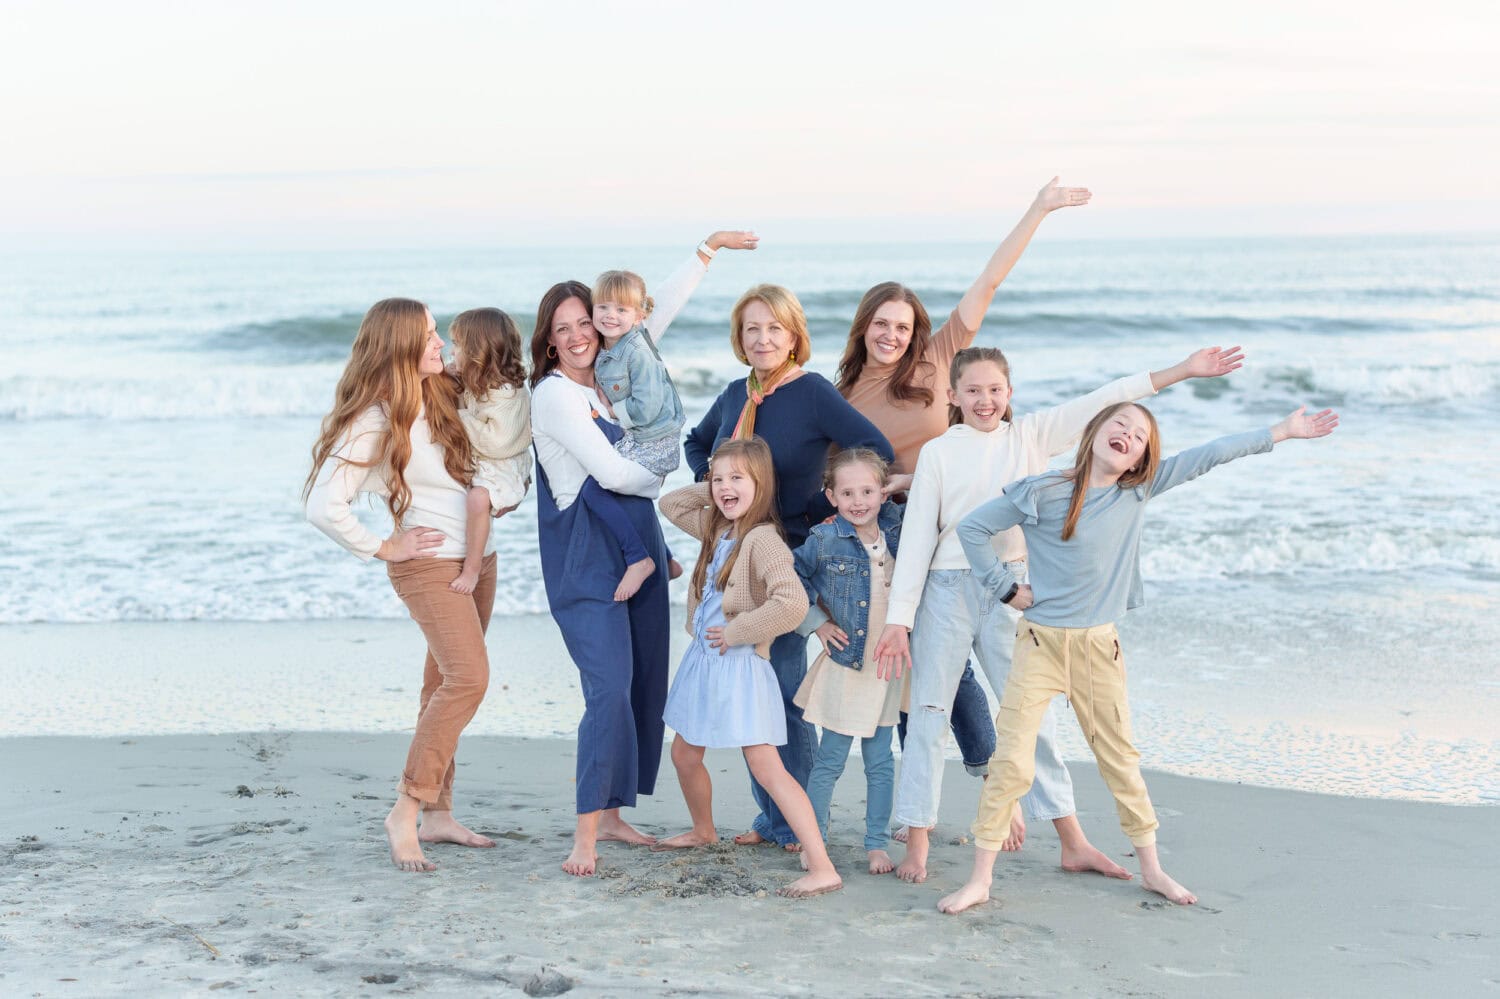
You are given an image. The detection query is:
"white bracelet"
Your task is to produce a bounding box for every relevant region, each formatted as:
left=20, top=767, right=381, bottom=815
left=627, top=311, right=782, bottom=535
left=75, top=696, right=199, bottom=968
left=696, top=239, right=717, bottom=260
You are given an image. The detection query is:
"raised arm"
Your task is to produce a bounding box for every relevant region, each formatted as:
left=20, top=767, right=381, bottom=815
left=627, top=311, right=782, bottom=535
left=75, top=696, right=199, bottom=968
left=954, top=177, right=1092, bottom=332
left=645, top=230, right=759, bottom=344
left=659, top=482, right=712, bottom=541
left=1149, top=405, right=1343, bottom=501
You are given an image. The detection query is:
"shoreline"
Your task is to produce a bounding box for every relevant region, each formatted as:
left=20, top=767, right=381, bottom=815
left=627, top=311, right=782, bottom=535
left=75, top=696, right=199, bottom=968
left=4, top=731, right=1498, bottom=996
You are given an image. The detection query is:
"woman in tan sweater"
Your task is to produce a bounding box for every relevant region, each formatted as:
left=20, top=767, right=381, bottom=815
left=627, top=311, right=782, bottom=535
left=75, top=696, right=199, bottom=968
left=653, top=439, right=841, bottom=898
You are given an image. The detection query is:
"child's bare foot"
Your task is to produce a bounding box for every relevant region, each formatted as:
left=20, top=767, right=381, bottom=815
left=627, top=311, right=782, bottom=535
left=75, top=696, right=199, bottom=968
left=777, top=870, right=843, bottom=898
left=1142, top=869, right=1198, bottom=905
left=384, top=805, right=435, bottom=873
left=937, top=879, right=992, bottom=914
left=892, top=824, right=910, bottom=844
left=597, top=811, right=657, bottom=846
left=895, top=829, right=930, bottom=883
left=668, top=558, right=684, bottom=580
left=783, top=841, right=802, bottom=853
left=449, top=567, right=479, bottom=595
left=417, top=811, right=495, bottom=848
left=562, top=842, right=597, bottom=877
left=1060, top=842, right=1132, bottom=879
left=614, top=557, right=656, bottom=601
left=867, top=849, right=895, bottom=875
left=1001, top=809, right=1026, bottom=852
left=651, top=830, right=718, bottom=851
left=733, top=829, right=768, bottom=846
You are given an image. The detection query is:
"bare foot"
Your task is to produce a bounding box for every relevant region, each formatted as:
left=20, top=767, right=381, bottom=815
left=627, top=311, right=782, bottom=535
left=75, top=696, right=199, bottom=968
left=449, top=568, right=479, bottom=595
left=867, top=849, right=895, bottom=875
left=418, top=812, right=496, bottom=848
left=937, top=880, right=992, bottom=914
left=562, top=842, right=597, bottom=877
left=783, top=841, right=802, bottom=854
left=668, top=558, right=684, bottom=580
left=597, top=812, right=657, bottom=846
left=1001, top=808, right=1026, bottom=852
left=892, top=824, right=910, bottom=844
left=777, top=871, right=843, bottom=898
left=1142, top=869, right=1198, bottom=905
left=733, top=829, right=768, bottom=846
left=614, top=557, right=656, bottom=602
left=1060, top=842, right=1133, bottom=880
left=895, top=839, right=929, bottom=883
left=384, top=807, right=436, bottom=873
left=651, top=830, right=718, bottom=851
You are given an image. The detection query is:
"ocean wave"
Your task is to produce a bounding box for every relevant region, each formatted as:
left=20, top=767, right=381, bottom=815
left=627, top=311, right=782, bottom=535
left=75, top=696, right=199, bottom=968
left=1143, top=526, right=1500, bottom=581
left=1259, top=362, right=1500, bottom=404
left=207, top=312, right=365, bottom=360
left=0, top=371, right=337, bottom=421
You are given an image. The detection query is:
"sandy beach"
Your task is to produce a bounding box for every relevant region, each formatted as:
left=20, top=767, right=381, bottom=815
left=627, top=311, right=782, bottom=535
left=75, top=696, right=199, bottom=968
left=3, top=726, right=1498, bottom=996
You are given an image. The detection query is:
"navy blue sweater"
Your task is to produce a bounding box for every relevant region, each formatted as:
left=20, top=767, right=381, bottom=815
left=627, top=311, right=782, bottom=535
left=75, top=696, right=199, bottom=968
left=684, top=372, right=894, bottom=547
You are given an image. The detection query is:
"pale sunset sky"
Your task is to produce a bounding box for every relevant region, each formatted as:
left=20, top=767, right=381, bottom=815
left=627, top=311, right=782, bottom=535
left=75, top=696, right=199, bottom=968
left=2, top=0, right=1496, bottom=249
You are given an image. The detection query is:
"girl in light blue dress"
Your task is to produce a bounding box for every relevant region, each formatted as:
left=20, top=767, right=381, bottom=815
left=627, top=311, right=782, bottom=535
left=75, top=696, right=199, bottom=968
left=655, top=439, right=843, bottom=898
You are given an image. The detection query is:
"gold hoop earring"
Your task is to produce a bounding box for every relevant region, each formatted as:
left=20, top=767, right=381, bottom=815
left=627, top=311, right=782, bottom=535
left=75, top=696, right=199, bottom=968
left=546, top=344, right=558, bottom=359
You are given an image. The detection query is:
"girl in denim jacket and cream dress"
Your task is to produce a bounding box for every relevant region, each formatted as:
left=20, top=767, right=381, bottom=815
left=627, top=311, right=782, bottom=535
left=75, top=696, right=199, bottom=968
left=791, top=448, right=908, bottom=875
left=654, top=438, right=842, bottom=898
left=874, top=343, right=1247, bottom=884
left=584, top=231, right=759, bottom=602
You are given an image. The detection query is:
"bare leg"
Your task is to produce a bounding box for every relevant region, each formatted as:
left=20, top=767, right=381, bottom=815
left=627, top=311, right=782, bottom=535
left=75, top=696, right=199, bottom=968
left=1137, top=843, right=1197, bottom=904
left=418, top=809, right=495, bottom=848
left=743, top=745, right=842, bottom=898
left=937, top=845, right=999, bottom=914
left=1053, top=815, right=1131, bottom=879
left=895, top=825, right=931, bottom=883
left=450, top=487, right=489, bottom=594
left=564, top=810, right=600, bottom=877
left=384, top=793, right=435, bottom=873
left=655, top=736, right=719, bottom=850
left=614, top=556, right=656, bottom=603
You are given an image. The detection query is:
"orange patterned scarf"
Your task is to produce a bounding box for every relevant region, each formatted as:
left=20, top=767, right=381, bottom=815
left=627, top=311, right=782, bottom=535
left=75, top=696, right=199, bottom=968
left=732, top=359, right=798, bottom=440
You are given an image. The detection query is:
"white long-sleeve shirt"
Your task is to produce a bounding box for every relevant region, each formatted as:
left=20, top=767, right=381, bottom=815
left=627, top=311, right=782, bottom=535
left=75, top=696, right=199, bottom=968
left=531, top=251, right=707, bottom=508
left=885, top=371, right=1156, bottom=629
left=304, top=404, right=492, bottom=562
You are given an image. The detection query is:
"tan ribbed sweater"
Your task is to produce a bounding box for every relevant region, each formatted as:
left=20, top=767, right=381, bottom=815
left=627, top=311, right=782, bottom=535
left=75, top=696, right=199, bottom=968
left=659, top=484, right=810, bottom=659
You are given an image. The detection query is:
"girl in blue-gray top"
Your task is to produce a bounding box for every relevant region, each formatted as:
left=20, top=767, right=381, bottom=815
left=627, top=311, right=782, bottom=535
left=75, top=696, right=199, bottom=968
left=936, top=400, right=1339, bottom=914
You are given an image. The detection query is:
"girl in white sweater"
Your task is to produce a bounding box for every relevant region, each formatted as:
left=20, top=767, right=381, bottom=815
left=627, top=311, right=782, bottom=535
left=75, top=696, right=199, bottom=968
left=874, top=343, right=1243, bottom=884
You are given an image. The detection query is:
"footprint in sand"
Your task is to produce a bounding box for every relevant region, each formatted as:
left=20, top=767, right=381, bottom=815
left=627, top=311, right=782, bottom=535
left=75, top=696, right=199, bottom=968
left=187, top=819, right=296, bottom=847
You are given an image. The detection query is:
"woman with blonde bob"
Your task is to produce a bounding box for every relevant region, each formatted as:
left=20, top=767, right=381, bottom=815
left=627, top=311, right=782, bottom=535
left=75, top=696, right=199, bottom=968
left=685, top=284, right=894, bottom=851
left=304, top=298, right=504, bottom=873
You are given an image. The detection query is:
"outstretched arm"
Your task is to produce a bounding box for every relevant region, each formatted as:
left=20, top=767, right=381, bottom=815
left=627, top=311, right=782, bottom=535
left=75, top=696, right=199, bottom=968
left=1271, top=405, right=1340, bottom=444
left=645, top=230, right=759, bottom=344
left=1150, top=346, right=1245, bottom=391
left=954, top=177, right=1091, bottom=331
left=1150, top=406, right=1339, bottom=498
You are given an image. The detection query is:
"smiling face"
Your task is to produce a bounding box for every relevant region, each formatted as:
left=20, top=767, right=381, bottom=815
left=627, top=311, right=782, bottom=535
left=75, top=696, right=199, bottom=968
left=417, top=308, right=445, bottom=378
left=739, top=299, right=795, bottom=376
left=947, top=359, right=1013, bottom=432
left=593, top=299, right=644, bottom=341
left=825, top=461, right=883, bottom=529
left=710, top=456, right=758, bottom=522
left=862, top=299, right=916, bottom=367
left=1090, top=405, right=1153, bottom=477
left=547, top=296, right=598, bottom=381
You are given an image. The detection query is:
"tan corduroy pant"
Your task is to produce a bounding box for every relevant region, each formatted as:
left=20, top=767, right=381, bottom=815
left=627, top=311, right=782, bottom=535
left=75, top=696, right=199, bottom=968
left=973, top=619, right=1159, bottom=850
left=386, top=553, right=496, bottom=811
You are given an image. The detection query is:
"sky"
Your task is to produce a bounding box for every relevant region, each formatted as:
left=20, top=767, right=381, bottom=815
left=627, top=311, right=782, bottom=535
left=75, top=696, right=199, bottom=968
left=2, top=0, right=1497, bottom=249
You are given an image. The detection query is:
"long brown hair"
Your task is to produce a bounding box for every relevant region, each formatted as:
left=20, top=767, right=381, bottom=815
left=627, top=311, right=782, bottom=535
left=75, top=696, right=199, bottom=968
left=834, top=282, right=935, bottom=405
left=303, top=298, right=473, bottom=524
left=690, top=438, right=782, bottom=596
left=1058, top=402, right=1161, bottom=541
left=529, top=280, right=593, bottom=387
left=947, top=346, right=1015, bottom=427
left=450, top=308, right=526, bottom=399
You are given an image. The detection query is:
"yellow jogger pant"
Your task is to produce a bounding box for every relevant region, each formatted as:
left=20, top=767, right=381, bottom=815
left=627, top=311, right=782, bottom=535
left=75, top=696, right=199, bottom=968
left=972, top=620, right=1159, bottom=850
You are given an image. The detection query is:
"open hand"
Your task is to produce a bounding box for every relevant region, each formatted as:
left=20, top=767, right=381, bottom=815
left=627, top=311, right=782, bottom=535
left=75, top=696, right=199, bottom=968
left=815, top=621, right=849, bottom=654
left=1184, top=345, right=1245, bottom=379
left=708, top=230, right=759, bottom=252
left=380, top=527, right=444, bottom=562
left=1034, top=176, right=1091, bottom=213
left=1272, top=406, right=1340, bottom=442
left=874, top=624, right=912, bottom=681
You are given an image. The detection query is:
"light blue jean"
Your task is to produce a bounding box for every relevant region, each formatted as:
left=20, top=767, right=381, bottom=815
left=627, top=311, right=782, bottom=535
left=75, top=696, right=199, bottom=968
left=806, top=725, right=895, bottom=853
left=891, top=568, right=1075, bottom=829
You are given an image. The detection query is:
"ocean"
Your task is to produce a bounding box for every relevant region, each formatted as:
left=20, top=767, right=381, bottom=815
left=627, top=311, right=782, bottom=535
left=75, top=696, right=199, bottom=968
left=4, top=233, right=1498, bottom=801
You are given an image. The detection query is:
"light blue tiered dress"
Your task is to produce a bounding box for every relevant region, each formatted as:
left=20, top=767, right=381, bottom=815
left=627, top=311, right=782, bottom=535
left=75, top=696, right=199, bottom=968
left=662, top=536, right=787, bottom=749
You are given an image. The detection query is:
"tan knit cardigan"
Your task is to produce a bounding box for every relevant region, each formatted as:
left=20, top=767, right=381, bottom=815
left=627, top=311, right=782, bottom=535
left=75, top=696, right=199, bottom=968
left=659, top=484, right=809, bottom=659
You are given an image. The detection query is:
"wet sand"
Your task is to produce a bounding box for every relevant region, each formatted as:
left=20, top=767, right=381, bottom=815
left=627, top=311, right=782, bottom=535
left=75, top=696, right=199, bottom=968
left=3, top=731, right=1498, bottom=996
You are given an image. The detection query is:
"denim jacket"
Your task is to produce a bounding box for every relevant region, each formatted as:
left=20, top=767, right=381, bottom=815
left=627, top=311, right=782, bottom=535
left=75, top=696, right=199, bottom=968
left=594, top=324, right=686, bottom=441
left=790, top=500, right=904, bottom=670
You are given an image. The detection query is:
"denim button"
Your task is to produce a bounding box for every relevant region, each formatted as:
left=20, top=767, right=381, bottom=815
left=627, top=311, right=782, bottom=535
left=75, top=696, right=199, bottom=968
left=856, top=629, right=865, bottom=635
left=859, top=600, right=867, bottom=607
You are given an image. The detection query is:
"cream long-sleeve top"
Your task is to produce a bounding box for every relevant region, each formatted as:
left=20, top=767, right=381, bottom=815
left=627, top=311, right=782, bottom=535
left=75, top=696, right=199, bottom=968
left=885, top=371, right=1157, bottom=629
left=304, top=404, right=493, bottom=562
left=531, top=251, right=707, bottom=509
